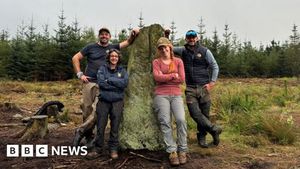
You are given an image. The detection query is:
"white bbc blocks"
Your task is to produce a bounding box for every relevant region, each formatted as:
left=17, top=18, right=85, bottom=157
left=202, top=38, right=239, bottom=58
left=6, top=145, right=19, bottom=157
left=7, top=144, right=48, bottom=157
left=35, top=145, right=48, bottom=157
left=21, top=145, right=34, bottom=157
left=6, top=145, right=87, bottom=157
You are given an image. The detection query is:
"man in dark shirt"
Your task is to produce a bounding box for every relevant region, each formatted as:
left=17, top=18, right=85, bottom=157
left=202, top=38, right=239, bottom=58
left=72, top=27, right=139, bottom=147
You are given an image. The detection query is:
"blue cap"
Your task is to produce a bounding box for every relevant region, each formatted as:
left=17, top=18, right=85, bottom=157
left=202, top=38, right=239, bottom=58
left=185, top=30, right=197, bottom=38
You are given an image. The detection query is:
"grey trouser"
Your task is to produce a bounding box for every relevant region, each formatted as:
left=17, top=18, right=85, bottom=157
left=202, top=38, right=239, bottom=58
left=77, top=82, right=99, bottom=137
left=153, top=95, right=188, bottom=153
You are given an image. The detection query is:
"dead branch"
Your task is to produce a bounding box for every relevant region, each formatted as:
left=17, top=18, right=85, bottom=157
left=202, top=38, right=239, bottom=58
left=99, top=159, right=113, bottom=165
left=53, top=165, right=69, bottom=169
left=0, top=123, right=26, bottom=127
left=115, top=157, right=133, bottom=169
left=129, top=151, right=162, bottom=163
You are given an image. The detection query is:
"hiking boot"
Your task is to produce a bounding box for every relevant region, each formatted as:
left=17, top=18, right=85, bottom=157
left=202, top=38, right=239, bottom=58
left=84, top=130, right=94, bottom=148
left=197, top=133, right=209, bottom=148
left=178, top=152, right=187, bottom=164
left=72, top=129, right=83, bottom=147
left=85, top=137, right=95, bottom=150
left=198, top=139, right=209, bottom=148
left=210, top=125, right=222, bottom=146
left=169, top=152, right=180, bottom=166
left=85, top=151, right=100, bottom=160
left=110, top=150, right=118, bottom=159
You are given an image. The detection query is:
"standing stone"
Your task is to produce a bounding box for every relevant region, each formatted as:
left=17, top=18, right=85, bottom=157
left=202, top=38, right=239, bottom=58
left=119, top=24, right=165, bottom=150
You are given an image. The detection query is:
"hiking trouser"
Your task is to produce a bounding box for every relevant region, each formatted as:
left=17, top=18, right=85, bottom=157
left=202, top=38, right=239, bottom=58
left=95, top=100, right=124, bottom=151
left=78, top=82, right=99, bottom=138
left=153, top=95, right=188, bottom=153
left=185, top=86, right=212, bottom=137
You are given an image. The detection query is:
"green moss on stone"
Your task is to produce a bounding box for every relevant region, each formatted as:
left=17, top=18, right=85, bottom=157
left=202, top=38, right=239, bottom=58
left=119, top=24, right=165, bottom=150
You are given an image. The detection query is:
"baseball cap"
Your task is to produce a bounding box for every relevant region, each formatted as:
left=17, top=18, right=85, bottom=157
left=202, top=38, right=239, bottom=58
left=185, top=30, right=197, bottom=38
left=157, top=37, right=172, bottom=48
left=98, top=27, right=110, bottom=35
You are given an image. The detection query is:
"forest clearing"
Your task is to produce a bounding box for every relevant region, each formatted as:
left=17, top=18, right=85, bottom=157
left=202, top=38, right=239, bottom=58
left=0, top=78, right=299, bottom=169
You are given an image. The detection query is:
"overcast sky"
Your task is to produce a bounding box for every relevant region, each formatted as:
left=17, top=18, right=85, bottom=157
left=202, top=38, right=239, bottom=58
left=0, top=0, right=299, bottom=46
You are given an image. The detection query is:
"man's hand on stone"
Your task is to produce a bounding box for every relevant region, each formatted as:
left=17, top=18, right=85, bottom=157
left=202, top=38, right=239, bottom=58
left=128, top=29, right=140, bottom=44
left=80, top=75, right=90, bottom=83
left=131, top=29, right=139, bottom=37
left=164, top=29, right=171, bottom=39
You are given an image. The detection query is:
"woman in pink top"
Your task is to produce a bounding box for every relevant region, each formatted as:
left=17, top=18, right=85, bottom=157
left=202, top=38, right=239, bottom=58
left=152, top=37, right=188, bottom=166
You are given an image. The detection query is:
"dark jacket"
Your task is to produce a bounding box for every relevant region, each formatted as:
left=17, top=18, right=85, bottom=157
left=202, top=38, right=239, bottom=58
left=97, top=64, right=129, bottom=102
left=174, top=42, right=219, bottom=86
left=182, top=42, right=209, bottom=86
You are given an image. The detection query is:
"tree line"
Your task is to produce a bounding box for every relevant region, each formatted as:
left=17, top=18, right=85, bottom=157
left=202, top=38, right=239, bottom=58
left=197, top=23, right=300, bottom=78
left=0, top=12, right=299, bottom=81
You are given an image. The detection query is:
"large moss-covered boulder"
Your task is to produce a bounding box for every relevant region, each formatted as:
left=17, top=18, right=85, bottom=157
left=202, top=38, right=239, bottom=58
left=119, top=24, right=165, bottom=150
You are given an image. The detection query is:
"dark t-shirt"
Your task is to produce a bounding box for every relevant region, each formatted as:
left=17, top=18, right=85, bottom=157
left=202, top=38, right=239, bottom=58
left=80, top=43, right=120, bottom=81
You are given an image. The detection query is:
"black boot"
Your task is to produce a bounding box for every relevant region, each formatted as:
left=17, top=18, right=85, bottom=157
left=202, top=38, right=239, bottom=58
left=210, top=125, right=222, bottom=146
left=85, top=137, right=95, bottom=150
left=197, top=133, right=209, bottom=148
left=83, top=128, right=95, bottom=150
left=73, top=129, right=83, bottom=147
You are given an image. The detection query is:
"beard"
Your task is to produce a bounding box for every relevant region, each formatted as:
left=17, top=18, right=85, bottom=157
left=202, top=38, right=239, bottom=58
left=99, top=38, right=109, bottom=45
left=187, top=41, right=196, bottom=46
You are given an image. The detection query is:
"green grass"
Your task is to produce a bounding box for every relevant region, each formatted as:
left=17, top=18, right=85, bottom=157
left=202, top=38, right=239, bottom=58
left=211, top=78, right=300, bottom=146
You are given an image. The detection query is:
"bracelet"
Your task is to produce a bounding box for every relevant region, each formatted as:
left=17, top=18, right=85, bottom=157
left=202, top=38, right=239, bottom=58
left=76, top=72, right=84, bottom=79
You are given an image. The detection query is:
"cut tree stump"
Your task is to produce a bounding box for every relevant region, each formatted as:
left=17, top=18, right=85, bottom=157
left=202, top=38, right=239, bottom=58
left=19, top=115, right=48, bottom=142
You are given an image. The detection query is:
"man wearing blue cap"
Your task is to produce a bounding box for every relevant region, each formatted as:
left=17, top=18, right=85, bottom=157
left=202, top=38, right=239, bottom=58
left=172, top=30, right=222, bottom=148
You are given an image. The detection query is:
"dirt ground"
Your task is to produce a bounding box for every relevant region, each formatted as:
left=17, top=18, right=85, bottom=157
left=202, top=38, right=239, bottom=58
left=0, top=79, right=300, bottom=169
left=1, top=104, right=299, bottom=169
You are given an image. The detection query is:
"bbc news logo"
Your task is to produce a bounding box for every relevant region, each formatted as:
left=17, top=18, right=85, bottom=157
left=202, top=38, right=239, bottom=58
left=7, top=145, right=87, bottom=157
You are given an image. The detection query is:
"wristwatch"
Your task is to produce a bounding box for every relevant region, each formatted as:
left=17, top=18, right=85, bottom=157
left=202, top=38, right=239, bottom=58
left=77, top=72, right=84, bottom=79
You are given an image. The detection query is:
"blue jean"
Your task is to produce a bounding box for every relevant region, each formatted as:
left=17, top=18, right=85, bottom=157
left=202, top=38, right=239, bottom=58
left=153, top=95, right=188, bottom=153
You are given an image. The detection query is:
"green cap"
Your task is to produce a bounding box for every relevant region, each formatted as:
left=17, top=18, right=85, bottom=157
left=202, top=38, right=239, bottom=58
left=157, top=37, right=172, bottom=48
